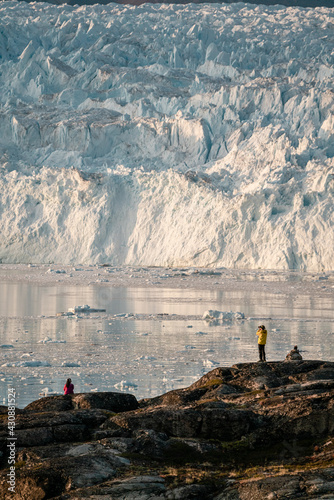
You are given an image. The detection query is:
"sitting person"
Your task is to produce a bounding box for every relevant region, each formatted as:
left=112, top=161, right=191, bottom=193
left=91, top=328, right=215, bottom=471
left=64, top=378, right=74, bottom=394
left=285, top=345, right=303, bottom=361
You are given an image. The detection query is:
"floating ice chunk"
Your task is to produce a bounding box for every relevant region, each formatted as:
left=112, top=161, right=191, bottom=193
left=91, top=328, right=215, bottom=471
left=39, top=387, right=59, bottom=396
left=185, top=345, right=196, bottom=349
left=2, top=360, right=52, bottom=367
left=62, top=362, right=81, bottom=367
left=68, top=305, right=106, bottom=313
left=195, top=331, right=208, bottom=335
left=0, top=345, right=14, bottom=349
left=114, top=380, right=138, bottom=391
left=135, top=355, right=157, bottom=361
left=25, top=360, right=51, bottom=367
left=203, top=359, right=219, bottom=367
left=38, top=337, right=52, bottom=344
left=203, top=310, right=245, bottom=321
left=38, top=337, right=66, bottom=344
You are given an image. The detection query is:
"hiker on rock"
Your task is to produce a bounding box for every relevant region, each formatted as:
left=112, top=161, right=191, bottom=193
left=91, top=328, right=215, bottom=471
left=285, top=345, right=302, bottom=361
left=256, top=325, right=267, bottom=362
left=64, top=378, right=74, bottom=395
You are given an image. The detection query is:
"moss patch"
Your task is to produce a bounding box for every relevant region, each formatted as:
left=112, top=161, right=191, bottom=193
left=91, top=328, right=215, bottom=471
left=200, top=378, right=224, bottom=389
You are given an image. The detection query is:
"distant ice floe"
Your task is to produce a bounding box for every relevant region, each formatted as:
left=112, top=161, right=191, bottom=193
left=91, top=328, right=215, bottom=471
left=39, top=387, right=59, bottom=397
left=203, top=310, right=245, bottom=321
left=0, top=345, right=14, bottom=349
left=114, top=380, right=138, bottom=391
left=38, top=337, right=66, bottom=344
left=2, top=360, right=51, bottom=367
left=203, top=359, right=220, bottom=368
left=135, top=355, right=157, bottom=361
left=62, top=362, right=81, bottom=367
left=68, top=305, right=106, bottom=313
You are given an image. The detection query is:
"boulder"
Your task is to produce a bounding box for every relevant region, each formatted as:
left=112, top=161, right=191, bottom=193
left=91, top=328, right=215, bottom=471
left=111, top=403, right=261, bottom=440
left=72, top=392, right=138, bottom=412
left=24, top=395, right=73, bottom=413
left=24, top=391, right=138, bottom=413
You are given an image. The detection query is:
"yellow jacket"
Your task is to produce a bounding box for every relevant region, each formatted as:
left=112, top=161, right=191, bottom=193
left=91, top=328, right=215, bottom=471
left=257, top=329, right=267, bottom=345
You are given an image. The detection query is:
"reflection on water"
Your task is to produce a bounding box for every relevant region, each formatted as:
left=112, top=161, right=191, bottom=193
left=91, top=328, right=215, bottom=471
left=0, top=281, right=334, bottom=408
left=1, top=283, right=334, bottom=321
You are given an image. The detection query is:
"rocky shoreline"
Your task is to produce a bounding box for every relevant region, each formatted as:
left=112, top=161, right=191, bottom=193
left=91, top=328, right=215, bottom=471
left=1, top=360, right=334, bottom=499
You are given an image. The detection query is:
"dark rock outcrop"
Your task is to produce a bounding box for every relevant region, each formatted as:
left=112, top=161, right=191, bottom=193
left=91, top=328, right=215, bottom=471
left=1, top=361, right=334, bottom=499
left=24, top=391, right=139, bottom=413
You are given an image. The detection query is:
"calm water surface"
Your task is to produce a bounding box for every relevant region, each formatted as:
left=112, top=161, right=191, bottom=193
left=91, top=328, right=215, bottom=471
left=1, top=282, right=334, bottom=407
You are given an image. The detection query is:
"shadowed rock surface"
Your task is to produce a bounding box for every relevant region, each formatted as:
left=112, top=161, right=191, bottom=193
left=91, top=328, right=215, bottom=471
left=24, top=391, right=139, bottom=413
left=1, top=361, right=334, bottom=499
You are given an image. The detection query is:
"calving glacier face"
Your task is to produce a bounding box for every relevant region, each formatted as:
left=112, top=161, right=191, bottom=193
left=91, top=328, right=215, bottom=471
left=0, top=1, right=334, bottom=270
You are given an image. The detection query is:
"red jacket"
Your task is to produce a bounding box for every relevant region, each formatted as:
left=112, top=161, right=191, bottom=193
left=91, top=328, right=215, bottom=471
left=64, top=383, right=74, bottom=395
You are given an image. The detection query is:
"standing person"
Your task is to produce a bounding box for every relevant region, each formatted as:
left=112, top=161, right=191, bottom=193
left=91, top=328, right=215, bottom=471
left=256, top=325, right=267, bottom=362
left=64, top=378, right=74, bottom=395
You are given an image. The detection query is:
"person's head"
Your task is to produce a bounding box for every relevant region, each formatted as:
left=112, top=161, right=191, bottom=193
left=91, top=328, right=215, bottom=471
left=294, top=345, right=298, bottom=350
left=258, top=325, right=265, bottom=330
left=66, top=378, right=72, bottom=387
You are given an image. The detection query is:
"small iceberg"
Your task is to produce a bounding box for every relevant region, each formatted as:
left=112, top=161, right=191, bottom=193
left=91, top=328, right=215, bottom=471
left=2, top=360, right=52, bottom=367
left=203, top=359, right=219, bottom=367
left=68, top=305, right=106, bottom=313
left=203, top=310, right=245, bottom=321
left=38, top=337, right=66, bottom=344
left=114, top=380, right=138, bottom=391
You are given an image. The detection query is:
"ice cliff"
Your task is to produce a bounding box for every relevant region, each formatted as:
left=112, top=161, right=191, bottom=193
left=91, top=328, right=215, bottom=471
left=0, top=1, right=334, bottom=270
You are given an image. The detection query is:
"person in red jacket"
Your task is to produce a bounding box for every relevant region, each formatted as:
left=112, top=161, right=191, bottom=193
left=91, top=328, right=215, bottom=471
left=64, top=378, right=74, bottom=395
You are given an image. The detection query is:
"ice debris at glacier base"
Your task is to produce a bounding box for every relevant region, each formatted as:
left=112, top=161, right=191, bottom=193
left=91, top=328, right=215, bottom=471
left=0, top=2, right=334, bottom=270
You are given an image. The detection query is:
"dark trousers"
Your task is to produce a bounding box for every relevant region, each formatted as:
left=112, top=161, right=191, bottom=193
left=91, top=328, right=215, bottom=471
left=258, top=344, right=266, bottom=361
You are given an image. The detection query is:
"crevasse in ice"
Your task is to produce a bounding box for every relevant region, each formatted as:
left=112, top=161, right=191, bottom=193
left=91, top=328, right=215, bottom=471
left=0, top=1, right=334, bottom=270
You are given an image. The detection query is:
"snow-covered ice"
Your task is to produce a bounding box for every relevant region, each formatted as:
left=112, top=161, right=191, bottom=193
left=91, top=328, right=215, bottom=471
left=0, top=2, right=334, bottom=270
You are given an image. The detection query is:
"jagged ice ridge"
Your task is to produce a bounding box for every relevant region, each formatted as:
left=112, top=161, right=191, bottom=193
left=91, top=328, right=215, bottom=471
left=1, top=1, right=334, bottom=270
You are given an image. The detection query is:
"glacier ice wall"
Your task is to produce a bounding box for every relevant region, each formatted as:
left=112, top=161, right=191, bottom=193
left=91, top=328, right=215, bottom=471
left=0, top=1, right=334, bottom=270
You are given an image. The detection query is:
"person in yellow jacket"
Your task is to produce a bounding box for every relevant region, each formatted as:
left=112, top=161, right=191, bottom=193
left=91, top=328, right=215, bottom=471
left=256, top=325, right=267, bottom=362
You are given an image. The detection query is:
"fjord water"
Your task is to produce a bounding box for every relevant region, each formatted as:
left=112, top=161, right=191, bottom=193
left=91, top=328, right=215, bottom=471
left=1, top=279, right=334, bottom=408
